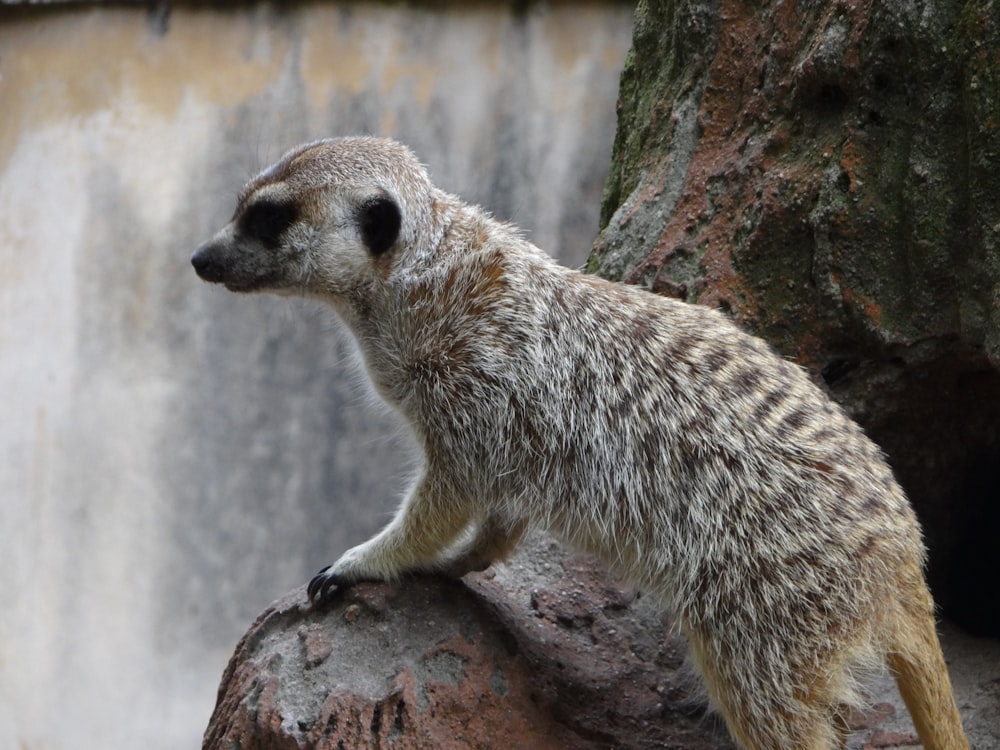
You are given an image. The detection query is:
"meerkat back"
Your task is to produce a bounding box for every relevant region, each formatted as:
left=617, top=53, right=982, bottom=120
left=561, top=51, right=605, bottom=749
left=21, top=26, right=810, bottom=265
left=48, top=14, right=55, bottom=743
left=192, top=136, right=968, bottom=750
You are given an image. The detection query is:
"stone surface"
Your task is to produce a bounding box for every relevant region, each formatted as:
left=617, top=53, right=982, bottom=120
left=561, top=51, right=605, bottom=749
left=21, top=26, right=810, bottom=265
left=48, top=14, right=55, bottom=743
left=591, top=0, right=1000, bottom=637
left=204, top=535, right=734, bottom=750
left=203, top=535, right=1000, bottom=749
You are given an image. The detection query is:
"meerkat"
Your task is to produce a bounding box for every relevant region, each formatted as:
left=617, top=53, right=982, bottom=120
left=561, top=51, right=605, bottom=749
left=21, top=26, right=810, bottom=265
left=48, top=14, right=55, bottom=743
left=191, top=136, right=968, bottom=750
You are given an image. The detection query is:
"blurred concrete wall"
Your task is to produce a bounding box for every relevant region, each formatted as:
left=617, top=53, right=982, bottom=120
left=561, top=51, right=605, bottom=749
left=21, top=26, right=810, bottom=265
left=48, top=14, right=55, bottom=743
left=0, top=3, right=632, bottom=749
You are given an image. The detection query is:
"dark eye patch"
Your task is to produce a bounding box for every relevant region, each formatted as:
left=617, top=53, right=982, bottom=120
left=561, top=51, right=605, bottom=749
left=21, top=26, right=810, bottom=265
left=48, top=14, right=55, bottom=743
left=238, top=199, right=299, bottom=249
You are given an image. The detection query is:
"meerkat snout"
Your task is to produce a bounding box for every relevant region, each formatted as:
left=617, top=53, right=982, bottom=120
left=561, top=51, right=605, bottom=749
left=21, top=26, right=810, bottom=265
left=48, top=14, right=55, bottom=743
left=191, top=196, right=303, bottom=292
left=190, top=235, right=235, bottom=287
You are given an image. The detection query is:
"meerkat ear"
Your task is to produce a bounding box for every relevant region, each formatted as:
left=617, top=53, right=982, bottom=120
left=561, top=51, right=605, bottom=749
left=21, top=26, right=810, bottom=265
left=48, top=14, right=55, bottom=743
left=357, top=192, right=402, bottom=256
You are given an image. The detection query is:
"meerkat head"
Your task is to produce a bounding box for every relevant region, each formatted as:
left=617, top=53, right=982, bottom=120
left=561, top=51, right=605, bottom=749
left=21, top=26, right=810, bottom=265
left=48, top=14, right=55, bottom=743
left=191, top=137, right=436, bottom=298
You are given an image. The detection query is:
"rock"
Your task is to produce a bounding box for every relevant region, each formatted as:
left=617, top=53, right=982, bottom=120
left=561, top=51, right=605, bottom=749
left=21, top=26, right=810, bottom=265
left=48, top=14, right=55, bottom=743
left=202, top=535, right=1000, bottom=749
left=591, top=0, right=1000, bottom=637
left=203, top=535, right=734, bottom=750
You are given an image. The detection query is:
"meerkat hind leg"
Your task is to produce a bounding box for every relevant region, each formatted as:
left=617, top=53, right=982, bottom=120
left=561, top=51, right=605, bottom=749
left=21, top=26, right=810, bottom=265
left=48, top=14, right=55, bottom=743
left=686, top=625, right=845, bottom=750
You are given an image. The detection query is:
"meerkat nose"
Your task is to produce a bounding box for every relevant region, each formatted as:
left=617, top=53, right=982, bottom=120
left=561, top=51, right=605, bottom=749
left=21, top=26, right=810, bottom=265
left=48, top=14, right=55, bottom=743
left=191, top=241, right=226, bottom=283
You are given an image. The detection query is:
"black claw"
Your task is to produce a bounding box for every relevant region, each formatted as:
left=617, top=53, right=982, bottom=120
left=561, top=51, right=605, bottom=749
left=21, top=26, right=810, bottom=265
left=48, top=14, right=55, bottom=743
left=307, top=567, right=352, bottom=604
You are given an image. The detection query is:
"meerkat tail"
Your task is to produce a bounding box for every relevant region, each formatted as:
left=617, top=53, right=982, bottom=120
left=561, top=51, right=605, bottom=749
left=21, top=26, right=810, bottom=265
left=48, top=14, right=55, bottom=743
left=887, top=584, right=969, bottom=750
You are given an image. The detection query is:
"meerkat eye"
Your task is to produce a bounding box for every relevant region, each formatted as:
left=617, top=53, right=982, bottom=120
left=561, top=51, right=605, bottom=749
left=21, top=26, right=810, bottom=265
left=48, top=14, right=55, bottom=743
left=239, top=199, right=299, bottom=249
left=357, top=194, right=401, bottom=256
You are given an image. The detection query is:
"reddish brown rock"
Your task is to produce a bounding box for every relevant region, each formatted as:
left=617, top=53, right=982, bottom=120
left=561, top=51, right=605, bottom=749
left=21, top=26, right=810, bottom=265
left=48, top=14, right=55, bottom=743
left=592, top=0, right=1000, bottom=638
left=203, top=535, right=1000, bottom=748
left=203, top=536, right=734, bottom=750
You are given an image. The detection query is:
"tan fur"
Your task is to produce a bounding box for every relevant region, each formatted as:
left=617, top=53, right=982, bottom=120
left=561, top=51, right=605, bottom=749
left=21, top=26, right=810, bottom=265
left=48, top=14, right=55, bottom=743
left=886, top=562, right=970, bottom=750
left=192, top=136, right=968, bottom=749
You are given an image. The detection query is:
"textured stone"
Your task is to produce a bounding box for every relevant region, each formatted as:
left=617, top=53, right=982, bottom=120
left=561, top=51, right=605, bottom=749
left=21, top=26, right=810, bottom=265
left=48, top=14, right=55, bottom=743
left=592, top=0, right=1000, bottom=638
left=203, top=535, right=735, bottom=750
left=203, top=535, right=1000, bottom=749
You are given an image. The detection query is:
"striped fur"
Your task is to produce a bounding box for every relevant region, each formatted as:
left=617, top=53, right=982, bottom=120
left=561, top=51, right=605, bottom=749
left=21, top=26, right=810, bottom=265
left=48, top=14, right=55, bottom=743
left=192, top=137, right=968, bottom=750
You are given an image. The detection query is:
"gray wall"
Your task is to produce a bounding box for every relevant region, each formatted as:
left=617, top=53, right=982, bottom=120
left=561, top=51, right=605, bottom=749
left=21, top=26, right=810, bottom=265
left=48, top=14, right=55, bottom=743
left=0, top=4, right=632, bottom=749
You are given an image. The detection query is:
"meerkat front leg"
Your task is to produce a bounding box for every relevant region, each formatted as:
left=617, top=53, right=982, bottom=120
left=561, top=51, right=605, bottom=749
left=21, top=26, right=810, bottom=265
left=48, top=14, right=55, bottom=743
left=307, top=470, right=473, bottom=602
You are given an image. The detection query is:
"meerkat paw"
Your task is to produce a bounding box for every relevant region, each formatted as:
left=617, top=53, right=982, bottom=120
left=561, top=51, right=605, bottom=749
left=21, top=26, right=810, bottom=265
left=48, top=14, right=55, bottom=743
left=439, top=552, right=493, bottom=578
left=437, top=517, right=526, bottom=578
left=306, top=544, right=368, bottom=603
left=306, top=541, right=398, bottom=604
left=307, top=566, right=354, bottom=603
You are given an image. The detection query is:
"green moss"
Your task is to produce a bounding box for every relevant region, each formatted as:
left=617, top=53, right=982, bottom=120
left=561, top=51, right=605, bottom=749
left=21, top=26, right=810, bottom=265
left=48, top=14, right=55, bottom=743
left=599, top=0, right=720, bottom=230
